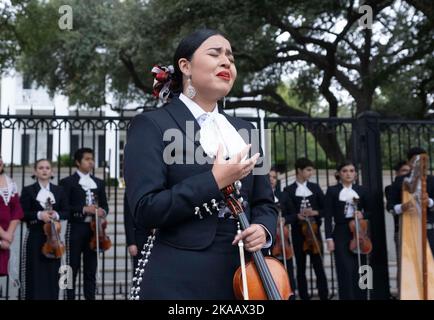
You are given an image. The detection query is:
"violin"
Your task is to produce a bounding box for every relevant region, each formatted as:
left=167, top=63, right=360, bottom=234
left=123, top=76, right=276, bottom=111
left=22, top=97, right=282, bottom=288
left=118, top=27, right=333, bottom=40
left=89, top=192, right=112, bottom=252
left=299, top=198, right=322, bottom=255
left=348, top=198, right=372, bottom=255
left=271, top=206, right=293, bottom=261
left=41, top=198, right=65, bottom=259
left=222, top=181, right=292, bottom=300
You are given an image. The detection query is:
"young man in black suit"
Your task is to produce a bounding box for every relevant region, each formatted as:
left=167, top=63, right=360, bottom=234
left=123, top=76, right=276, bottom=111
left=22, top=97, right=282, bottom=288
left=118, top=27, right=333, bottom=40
left=60, top=148, right=109, bottom=300
left=280, top=158, right=329, bottom=300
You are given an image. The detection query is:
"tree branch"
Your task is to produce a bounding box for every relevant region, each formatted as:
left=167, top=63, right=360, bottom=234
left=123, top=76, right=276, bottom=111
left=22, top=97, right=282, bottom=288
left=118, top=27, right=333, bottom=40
left=376, top=43, right=434, bottom=82
left=119, top=49, right=150, bottom=95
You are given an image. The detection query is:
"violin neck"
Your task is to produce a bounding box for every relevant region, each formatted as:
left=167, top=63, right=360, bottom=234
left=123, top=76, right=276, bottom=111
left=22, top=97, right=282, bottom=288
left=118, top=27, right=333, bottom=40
left=237, top=212, right=282, bottom=300
left=50, top=221, right=57, bottom=240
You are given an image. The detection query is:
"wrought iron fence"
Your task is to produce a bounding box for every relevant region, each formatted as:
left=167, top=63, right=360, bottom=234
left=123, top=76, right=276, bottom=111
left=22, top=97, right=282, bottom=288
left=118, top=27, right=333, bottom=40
left=0, top=110, right=433, bottom=300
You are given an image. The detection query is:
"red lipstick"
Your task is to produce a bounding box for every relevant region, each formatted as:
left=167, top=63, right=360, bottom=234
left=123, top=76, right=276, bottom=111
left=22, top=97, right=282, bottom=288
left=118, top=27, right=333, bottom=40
left=216, top=71, right=231, bottom=80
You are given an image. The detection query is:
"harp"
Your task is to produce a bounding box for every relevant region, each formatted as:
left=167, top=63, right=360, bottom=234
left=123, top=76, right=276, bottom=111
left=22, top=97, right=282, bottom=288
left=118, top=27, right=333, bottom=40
left=399, top=154, right=434, bottom=300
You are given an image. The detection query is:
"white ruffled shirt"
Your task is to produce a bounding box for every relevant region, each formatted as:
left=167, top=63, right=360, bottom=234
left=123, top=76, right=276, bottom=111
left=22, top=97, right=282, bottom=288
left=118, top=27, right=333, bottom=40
left=77, top=170, right=97, bottom=191
left=180, top=93, right=272, bottom=248
left=36, top=182, right=59, bottom=221
left=339, top=185, right=360, bottom=218
left=295, top=181, right=313, bottom=198
left=179, top=93, right=247, bottom=160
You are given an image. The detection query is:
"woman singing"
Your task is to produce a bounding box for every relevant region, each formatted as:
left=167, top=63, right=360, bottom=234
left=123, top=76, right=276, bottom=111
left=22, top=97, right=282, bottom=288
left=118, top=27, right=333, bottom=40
left=125, top=29, right=277, bottom=299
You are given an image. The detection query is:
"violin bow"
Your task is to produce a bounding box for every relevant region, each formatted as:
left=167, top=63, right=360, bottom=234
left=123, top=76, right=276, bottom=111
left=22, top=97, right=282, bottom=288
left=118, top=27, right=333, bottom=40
left=94, top=192, right=102, bottom=281
left=236, top=222, right=249, bottom=300
left=277, top=207, right=288, bottom=270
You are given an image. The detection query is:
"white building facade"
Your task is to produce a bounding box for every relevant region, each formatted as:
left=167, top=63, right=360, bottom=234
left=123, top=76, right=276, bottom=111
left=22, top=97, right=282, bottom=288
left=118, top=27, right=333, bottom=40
left=0, top=70, right=125, bottom=178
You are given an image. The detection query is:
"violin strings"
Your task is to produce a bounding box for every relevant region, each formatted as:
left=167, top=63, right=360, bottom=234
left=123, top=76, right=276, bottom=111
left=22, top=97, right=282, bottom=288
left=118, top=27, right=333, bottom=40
left=239, top=213, right=281, bottom=300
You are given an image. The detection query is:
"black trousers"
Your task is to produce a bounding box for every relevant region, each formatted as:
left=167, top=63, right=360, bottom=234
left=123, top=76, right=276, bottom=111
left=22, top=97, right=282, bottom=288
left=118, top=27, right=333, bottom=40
left=292, top=228, right=328, bottom=300
left=66, top=223, right=97, bottom=300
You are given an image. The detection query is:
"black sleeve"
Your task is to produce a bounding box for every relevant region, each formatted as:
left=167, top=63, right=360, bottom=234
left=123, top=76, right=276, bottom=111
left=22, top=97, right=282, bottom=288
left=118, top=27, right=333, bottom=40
left=316, top=185, right=326, bottom=217
left=56, top=187, right=70, bottom=220
left=280, top=189, right=297, bottom=225
left=20, top=187, right=40, bottom=224
left=388, top=178, right=403, bottom=212
left=324, top=187, right=334, bottom=239
left=59, top=178, right=85, bottom=222
left=97, top=180, right=109, bottom=215
left=124, top=114, right=222, bottom=229
left=123, top=194, right=136, bottom=246
left=384, top=185, right=393, bottom=212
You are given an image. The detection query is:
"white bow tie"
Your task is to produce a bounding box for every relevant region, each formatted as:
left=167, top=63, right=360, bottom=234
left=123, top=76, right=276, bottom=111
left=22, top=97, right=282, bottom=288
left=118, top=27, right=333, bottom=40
left=295, top=183, right=313, bottom=197
left=79, top=174, right=97, bottom=191
left=339, top=186, right=359, bottom=202
left=199, top=113, right=247, bottom=160
left=36, top=187, right=56, bottom=209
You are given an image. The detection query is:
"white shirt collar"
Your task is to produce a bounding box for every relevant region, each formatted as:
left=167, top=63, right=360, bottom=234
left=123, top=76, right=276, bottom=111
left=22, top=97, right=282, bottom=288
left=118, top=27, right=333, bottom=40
left=38, top=181, right=50, bottom=191
left=179, top=93, right=219, bottom=121
left=296, top=180, right=307, bottom=187
left=339, top=183, right=359, bottom=202
left=77, top=170, right=90, bottom=178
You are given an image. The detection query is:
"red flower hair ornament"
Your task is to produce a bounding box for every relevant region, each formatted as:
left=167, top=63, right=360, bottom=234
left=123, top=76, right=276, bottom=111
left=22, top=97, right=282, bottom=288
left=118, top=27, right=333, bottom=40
left=151, top=65, right=174, bottom=102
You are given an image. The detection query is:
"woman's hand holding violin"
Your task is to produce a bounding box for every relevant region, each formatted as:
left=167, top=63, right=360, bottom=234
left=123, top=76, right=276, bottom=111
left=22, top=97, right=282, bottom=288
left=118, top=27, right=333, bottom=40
left=232, top=224, right=267, bottom=252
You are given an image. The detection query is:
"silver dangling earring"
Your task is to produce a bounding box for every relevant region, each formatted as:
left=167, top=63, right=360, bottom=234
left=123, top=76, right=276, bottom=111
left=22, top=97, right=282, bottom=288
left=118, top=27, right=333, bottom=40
left=185, top=77, right=196, bottom=99
left=223, top=96, right=226, bottom=109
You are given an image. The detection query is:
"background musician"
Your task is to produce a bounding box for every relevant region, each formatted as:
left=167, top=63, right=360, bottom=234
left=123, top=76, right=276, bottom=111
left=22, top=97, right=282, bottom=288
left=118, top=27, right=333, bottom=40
left=60, top=148, right=109, bottom=300
left=281, top=158, right=328, bottom=300
left=20, top=159, right=69, bottom=300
